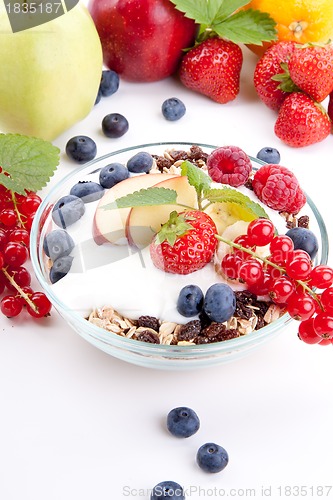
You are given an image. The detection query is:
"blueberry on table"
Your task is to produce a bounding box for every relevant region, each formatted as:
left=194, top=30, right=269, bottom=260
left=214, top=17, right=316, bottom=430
left=196, top=442, right=229, bottom=473
left=43, top=229, right=75, bottom=261
left=65, top=135, right=97, bottom=163
left=177, top=284, right=204, bottom=317
left=162, top=97, right=186, bottom=121
left=150, top=481, right=185, bottom=500
left=256, top=147, right=280, bottom=164
left=102, top=113, right=129, bottom=138
left=285, top=227, right=318, bottom=260
left=99, top=163, right=129, bottom=188
left=70, top=181, right=104, bottom=203
left=167, top=407, right=200, bottom=438
left=203, top=283, right=236, bottom=323
left=49, top=255, right=74, bottom=284
left=127, top=152, right=153, bottom=173
left=99, top=69, right=119, bottom=97
left=52, top=195, right=85, bottom=228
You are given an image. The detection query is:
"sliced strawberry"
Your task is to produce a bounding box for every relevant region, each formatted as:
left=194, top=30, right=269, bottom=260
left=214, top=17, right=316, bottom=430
left=274, top=92, right=331, bottom=148
left=288, top=44, right=333, bottom=102
left=179, top=37, right=243, bottom=104
left=150, top=210, right=218, bottom=275
left=254, top=41, right=298, bottom=111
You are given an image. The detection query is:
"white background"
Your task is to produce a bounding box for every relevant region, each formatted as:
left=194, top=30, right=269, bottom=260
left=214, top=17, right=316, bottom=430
left=0, top=5, right=333, bottom=500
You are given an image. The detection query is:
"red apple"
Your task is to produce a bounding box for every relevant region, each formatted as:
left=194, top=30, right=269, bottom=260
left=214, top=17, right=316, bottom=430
left=88, top=0, right=197, bottom=82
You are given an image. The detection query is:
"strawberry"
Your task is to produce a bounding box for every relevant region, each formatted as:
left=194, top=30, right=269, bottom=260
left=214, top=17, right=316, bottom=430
left=288, top=44, right=333, bottom=102
left=274, top=92, right=331, bottom=147
left=254, top=41, right=298, bottom=111
left=150, top=210, right=218, bottom=275
left=179, top=38, right=243, bottom=104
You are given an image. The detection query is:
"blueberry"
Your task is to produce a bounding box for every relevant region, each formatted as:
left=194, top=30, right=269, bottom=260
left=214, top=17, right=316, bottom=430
left=150, top=481, right=185, bottom=500
left=99, top=163, right=129, bottom=189
left=162, top=97, right=186, bottom=121
left=69, top=181, right=104, bottom=203
left=65, top=135, right=97, bottom=164
left=196, top=443, right=229, bottom=473
left=52, top=195, right=85, bottom=228
left=49, top=255, right=74, bottom=284
left=177, top=285, right=204, bottom=317
left=167, top=407, right=200, bottom=438
left=95, top=88, right=102, bottom=105
left=43, top=229, right=75, bottom=261
left=285, top=227, right=319, bottom=260
left=102, top=113, right=129, bottom=138
left=99, top=70, right=119, bottom=97
left=203, top=283, right=236, bottom=323
left=256, top=147, right=281, bottom=164
left=127, top=152, right=153, bottom=174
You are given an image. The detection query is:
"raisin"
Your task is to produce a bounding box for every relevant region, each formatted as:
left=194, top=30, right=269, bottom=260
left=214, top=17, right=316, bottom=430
left=136, top=330, right=160, bottom=344
left=137, top=315, right=159, bottom=331
left=177, top=320, right=201, bottom=342
left=298, top=215, right=309, bottom=229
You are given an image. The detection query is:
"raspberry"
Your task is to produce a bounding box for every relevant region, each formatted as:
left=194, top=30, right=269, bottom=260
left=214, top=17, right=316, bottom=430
left=207, top=146, right=252, bottom=187
left=252, top=164, right=306, bottom=214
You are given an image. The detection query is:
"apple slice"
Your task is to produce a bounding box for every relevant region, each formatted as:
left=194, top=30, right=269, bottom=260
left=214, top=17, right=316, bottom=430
left=125, top=175, right=197, bottom=249
left=93, top=173, right=176, bottom=244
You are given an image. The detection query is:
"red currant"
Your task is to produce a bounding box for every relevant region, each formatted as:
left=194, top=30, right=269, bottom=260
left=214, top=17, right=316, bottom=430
left=1, top=294, right=23, bottom=317
left=269, top=235, right=294, bottom=264
left=5, top=266, right=31, bottom=291
left=246, top=218, right=275, bottom=247
left=269, top=275, right=296, bottom=304
left=239, top=259, right=264, bottom=285
left=247, top=271, right=272, bottom=296
left=298, top=318, right=321, bottom=344
left=286, top=253, right=312, bottom=280
left=233, top=235, right=255, bottom=260
left=221, top=253, right=242, bottom=280
left=3, top=241, right=29, bottom=268
left=309, top=265, right=333, bottom=289
left=313, top=313, right=333, bottom=339
left=8, top=228, right=30, bottom=248
left=321, top=287, right=333, bottom=314
left=318, top=338, right=332, bottom=346
left=26, top=292, right=52, bottom=318
left=287, top=292, right=316, bottom=321
left=19, top=193, right=41, bottom=216
left=0, top=208, right=17, bottom=227
left=0, top=228, right=8, bottom=251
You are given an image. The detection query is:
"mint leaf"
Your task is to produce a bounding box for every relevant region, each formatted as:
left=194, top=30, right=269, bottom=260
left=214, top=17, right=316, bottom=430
left=180, top=161, right=211, bottom=196
left=204, top=187, right=270, bottom=218
left=0, top=134, right=60, bottom=195
left=102, top=187, right=178, bottom=210
left=169, top=0, right=211, bottom=24
left=213, top=9, right=277, bottom=44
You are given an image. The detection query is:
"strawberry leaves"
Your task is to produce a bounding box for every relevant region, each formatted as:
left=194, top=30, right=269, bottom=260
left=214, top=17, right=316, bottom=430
left=170, top=0, right=277, bottom=45
left=0, top=134, right=60, bottom=195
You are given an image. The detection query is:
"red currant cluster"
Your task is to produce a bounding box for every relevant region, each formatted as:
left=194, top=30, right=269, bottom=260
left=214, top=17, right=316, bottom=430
left=0, top=185, right=52, bottom=318
left=219, top=218, right=333, bottom=346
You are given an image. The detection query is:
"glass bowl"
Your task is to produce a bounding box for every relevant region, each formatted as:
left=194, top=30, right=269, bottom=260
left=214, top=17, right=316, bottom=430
left=30, top=142, right=329, bottom=370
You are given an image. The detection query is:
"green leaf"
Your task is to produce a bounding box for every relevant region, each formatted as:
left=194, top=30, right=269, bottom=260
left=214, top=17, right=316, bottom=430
left=271, top=62, right=300, bottom=92
left=204, top=187, right=270, bottom=218
left=213, top=9, right=277, bottom=44
left=180, top=160, right=211, bottom=195
left=169, top=0, right=211, bottom=24
left=0, top=134, right=60, bottom=195
left=212, top=0, right=253, bottom=23
left=155, top=211, right=194, bottom=246
left=101, top=187, right=178, bottom=210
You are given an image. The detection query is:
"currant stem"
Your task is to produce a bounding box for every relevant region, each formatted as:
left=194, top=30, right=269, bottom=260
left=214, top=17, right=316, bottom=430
left=11, top=192, right=26, bottom=229
left=215, top=234, right=323, bottom=307
left=1, top=267, right=38, bottom=313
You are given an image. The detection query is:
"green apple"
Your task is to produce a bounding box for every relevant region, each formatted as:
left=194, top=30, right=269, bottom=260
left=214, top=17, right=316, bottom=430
left=0, top=3, right=103, bottom=141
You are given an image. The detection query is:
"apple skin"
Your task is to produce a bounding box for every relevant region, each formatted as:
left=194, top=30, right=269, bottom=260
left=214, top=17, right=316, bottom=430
left=0, top=4, right=103, bottom=141
left=125, top=175, right=197, bottom=248
left=93, top=173, right=177, bottom=245
left=88, top=0, right=198, bottom=82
